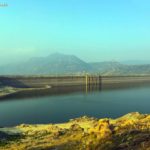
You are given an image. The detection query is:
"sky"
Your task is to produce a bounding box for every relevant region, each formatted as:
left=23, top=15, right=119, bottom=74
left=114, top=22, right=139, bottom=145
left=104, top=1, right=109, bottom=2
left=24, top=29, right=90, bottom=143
left=0, top=0, right=150, bottom=65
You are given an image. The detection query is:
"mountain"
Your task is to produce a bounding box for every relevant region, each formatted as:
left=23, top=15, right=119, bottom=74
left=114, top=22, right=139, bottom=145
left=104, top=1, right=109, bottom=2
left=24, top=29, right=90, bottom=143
left=121, top=60, right=150, bottom=65
left=0, top=53, right=91, bottom=75
left=1, top=53, right=150, bottom=75
left=89, top=61, right=124, bottom=75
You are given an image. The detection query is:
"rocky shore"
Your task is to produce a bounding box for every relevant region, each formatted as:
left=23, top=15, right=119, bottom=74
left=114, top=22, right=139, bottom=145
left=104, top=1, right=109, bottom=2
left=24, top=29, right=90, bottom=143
left=0, top=112, right=150, bottom=150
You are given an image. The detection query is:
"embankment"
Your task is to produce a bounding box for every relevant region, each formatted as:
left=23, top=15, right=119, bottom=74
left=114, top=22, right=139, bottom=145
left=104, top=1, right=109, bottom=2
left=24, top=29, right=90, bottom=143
left=1, top=75, right=150, bottom=88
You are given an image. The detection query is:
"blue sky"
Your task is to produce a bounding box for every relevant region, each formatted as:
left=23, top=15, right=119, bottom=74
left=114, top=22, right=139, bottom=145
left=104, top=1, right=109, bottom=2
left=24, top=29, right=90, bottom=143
left=0, top=0, right=150, bottom=64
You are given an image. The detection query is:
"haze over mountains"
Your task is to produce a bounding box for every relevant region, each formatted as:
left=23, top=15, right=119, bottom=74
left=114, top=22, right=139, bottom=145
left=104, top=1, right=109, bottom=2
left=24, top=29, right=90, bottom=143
left=1, top=53, right=150, bottom=75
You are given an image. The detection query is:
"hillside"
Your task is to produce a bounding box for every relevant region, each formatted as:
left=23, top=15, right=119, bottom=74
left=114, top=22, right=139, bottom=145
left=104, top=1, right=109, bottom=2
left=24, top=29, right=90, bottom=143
left=1, top=53, right=150, bottom=75
left=0, top=53, right=91, bottom=75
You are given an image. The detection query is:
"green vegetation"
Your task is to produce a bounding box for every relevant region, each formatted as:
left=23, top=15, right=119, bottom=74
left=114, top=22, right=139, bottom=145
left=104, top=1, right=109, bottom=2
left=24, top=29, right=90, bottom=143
left=0, top=112, right=150, bottom=150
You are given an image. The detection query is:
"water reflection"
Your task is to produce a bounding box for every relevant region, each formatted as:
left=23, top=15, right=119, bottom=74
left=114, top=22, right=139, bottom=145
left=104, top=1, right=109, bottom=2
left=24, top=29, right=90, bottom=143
left=1, top=81, right=150, bottom=100
left=0, top=82, right=150, bottom=126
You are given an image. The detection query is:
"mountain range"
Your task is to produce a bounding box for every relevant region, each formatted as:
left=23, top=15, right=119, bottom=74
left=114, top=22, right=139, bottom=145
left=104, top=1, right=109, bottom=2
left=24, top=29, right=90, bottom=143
left=1, top=53, right=150, bottom=75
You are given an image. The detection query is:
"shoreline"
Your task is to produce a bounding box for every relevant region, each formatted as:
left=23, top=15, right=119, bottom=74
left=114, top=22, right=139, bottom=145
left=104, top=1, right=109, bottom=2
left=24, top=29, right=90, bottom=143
left=1, top=75, right=150, bottom=99
left=0, top=86, right=51, bottom=99
left=0, top=112, right=150, bottom=150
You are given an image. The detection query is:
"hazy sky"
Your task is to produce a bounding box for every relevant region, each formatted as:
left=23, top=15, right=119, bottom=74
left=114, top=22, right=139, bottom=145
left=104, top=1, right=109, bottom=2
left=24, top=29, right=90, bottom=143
left=0, top=0, right=150, bottom=64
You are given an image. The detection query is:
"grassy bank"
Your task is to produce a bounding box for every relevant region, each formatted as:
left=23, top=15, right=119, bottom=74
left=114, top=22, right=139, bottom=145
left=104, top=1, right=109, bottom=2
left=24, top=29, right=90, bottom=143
left=0, top=112, right=150, bottom=150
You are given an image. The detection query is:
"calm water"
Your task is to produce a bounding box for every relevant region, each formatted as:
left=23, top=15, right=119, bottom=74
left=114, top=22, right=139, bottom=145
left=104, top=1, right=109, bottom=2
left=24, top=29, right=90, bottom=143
left=0, top=85, right=150, bottom=126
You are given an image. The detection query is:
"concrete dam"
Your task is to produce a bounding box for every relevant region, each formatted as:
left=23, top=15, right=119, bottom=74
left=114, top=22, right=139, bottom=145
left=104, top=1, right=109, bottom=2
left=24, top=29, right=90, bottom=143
left=1, top=76, right=150, bottom=89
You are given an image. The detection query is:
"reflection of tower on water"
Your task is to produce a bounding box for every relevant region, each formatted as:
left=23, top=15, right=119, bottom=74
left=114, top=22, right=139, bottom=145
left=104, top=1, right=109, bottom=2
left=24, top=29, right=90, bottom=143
left=85, top=75, right=102, bottom=93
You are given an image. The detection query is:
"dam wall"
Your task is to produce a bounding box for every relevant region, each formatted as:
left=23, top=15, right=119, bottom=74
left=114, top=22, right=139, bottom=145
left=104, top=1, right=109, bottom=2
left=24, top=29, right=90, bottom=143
left=1, top=76, right=150, bottom=88
left=0, top=76, right=92, bottom=88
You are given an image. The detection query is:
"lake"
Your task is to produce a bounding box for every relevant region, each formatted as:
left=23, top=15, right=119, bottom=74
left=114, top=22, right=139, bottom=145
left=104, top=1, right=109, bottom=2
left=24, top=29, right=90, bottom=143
left=0, top=84, right=150, bottom=127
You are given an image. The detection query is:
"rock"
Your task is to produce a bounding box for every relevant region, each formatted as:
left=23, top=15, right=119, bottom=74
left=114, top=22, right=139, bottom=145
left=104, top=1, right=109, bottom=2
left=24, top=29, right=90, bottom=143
left=1, top=112, right=150, bottom=150
left=70, top=124, right=84, bottom=132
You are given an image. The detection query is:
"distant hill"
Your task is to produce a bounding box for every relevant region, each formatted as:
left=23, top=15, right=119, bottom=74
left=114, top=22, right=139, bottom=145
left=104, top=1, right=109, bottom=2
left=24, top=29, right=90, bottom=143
left=0, top=53, right=91, bottom=75
left=0, top=53, right=150, bottom=75
left=121, top=60, right=150, bottom=65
